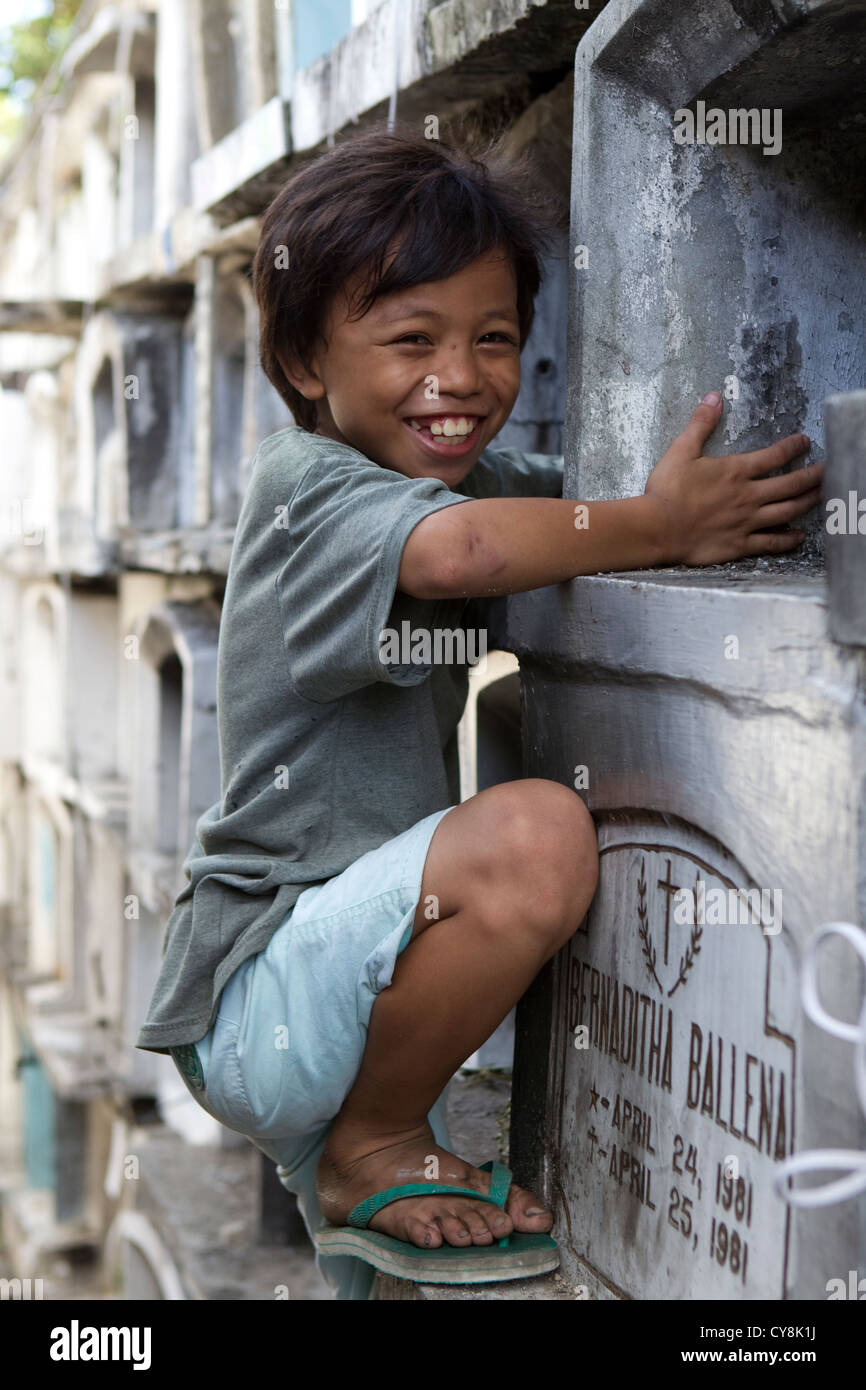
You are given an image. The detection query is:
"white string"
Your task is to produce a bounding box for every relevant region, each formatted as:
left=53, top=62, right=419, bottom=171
left=773, top=921, right=866, bottom=1208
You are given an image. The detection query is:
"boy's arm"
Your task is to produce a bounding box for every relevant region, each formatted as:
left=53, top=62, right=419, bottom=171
left=401, top=493, right=668, bottom=598
left=399, top=396, right=824, bottom=600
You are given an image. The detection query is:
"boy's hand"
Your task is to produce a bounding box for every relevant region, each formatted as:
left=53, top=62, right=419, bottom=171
left=643, top=392, right=825, bottom=566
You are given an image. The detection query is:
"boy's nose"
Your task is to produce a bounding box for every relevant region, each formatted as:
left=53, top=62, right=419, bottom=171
left=432, top=345, right=485, bottom=396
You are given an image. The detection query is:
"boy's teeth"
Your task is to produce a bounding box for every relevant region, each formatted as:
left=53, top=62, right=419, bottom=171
left=410, top=416, right=477, bottom=440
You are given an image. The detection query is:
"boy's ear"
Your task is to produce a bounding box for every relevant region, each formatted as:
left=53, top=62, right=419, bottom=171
left=276, top=349, right=326, bottom=402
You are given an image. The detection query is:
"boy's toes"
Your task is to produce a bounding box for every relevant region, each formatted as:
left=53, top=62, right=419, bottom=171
left=459, top=1209, right=496, bottom=1243
left=406, top=1216, right=442, bottom=1249
left=486, top=1208, right=513, bottom=1240
left=506, top=1185, right=554, bottom=1231
left=435, top=1210, right=475, bottom=1245
left=432, top=1203, right=511, bottom=1246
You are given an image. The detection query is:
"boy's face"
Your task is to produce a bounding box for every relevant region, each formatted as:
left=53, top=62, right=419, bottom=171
left=280, top=249, right=522, bottom=484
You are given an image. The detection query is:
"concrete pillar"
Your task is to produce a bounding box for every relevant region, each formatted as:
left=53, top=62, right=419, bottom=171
left=54, top=1099, right=87, bottom=1225
left=241, top=0, right=279, bottom=112
left=117, top=77, right=156, bottom=247
left=188, top=0, right=241, bottom=150
left=273, top=0, right=293, bottom=100
left=256, top=1152, right=309, bottom=1247
left=193, top=256, right=215, bottom=528
left=508, top=0, right=866, bottom=1302
left=210, top=274, right=246, bottom=525
left=823, top=390, right=866, bottom=647
left=154, top=0, right=199, bottom=233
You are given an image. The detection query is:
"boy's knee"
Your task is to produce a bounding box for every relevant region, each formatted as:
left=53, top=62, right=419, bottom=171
left=487, top=778, right=596, bottom=860
left=480, top=779, right=599, bottom=937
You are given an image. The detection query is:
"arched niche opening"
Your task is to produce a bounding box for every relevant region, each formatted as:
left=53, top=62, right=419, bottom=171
left=210, top=277, right=246, bottom=523
left=34, top=811, right=60, bottom=977
left=27, top=795, right=72, bottom=985
left=129, top=77, right=156, bottom=242
left=75, top=315, right=126, bottom=548
left=131, top=601, right=220, bottom=865
left=23, top=588, right=65, bottom=768
left=82, top=817, right=124, bottom=1036
left=177, top=306, right=198, bottom=528
left=104, top=1211, right=185, bottom=1300
left=91, top=353, right=123, bottom=538
left=92, top=357, right=115, bottom=457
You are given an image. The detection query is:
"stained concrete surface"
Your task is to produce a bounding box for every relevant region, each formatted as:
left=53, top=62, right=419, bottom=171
left=127, top=1125, right=333, bottom=1300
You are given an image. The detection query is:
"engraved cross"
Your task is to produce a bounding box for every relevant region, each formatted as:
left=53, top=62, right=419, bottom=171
left=657, top=857, right=681, bottom=967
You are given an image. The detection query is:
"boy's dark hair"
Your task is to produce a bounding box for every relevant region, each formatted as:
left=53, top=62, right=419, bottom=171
left=252, top=125, right=557, bottom=431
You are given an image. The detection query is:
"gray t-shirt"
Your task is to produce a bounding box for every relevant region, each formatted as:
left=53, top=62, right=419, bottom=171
left=136, top=426, right=563, bottom=1053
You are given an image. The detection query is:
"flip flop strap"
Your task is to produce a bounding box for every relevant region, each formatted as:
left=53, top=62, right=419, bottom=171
left=479, top=1160, right=513, bottom=1208
left=347, top=1160, right=514, bottom=1236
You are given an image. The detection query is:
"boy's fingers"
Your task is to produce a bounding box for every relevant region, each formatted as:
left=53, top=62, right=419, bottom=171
left=671, top=393, right=724, bottom=457
left=753, top=460, right=824, bottom=504
left=755, top=486, right=822, bottom=528
left=741, top=529, right=805, bottom=557
left=740, top=432, right=812, bottom=477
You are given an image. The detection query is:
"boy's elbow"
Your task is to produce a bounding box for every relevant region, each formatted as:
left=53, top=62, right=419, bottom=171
left=426, top=551, right=474, bottom=600
left=399, top=548, right=470, bottom=601
left=398, top=509, right=477, bottom=600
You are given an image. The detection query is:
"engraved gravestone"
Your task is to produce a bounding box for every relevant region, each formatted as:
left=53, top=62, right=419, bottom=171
left=562, top=816, right=798, bottom=1299
left=505, top=0, right=866, bottom=1301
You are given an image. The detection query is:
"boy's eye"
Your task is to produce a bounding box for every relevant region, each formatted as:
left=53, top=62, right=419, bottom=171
left=392, top=332, right=517, bottom=345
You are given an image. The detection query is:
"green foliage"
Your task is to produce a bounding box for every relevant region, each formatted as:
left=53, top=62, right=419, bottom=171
left=0, top=0, right=83, bottom=158
left=0, top=0, right=83, bottom=98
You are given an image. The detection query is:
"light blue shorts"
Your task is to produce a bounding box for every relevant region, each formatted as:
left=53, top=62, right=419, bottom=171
left=169, top=804, right=456, bottom=1301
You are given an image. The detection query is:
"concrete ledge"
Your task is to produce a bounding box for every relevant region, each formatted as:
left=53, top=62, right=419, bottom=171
left=192, top=98, right=292, bottom=216
left=190, top=0, right=592, bottom=224
left=507, top=564, right=841, bottom=703
left=118, top=526, right=237, bottom=577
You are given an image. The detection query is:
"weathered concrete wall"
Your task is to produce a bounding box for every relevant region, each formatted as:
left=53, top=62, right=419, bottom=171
left=566, top=0, right=866, bottom=566
left=508, top=0, right=866, bottom=1303
left=824, top=389, right=866, bottom=646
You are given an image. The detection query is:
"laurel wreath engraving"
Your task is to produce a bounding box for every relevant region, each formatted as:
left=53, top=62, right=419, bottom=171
left=636, top=857, right=703, bottom=998
left=667, top=916, right=703, bottom=998
left=637, top=858, right=664, bottom=995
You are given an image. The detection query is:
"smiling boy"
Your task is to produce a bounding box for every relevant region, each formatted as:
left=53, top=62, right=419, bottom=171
left=136, top=129, right=822, bottom=1299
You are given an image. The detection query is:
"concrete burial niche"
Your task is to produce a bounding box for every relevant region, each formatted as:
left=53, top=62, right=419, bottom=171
left=566, top=0, right=866, bottom=517
left=506, top=0, right=866, bottom=1302
left=77, top=310, right=186, bottom=538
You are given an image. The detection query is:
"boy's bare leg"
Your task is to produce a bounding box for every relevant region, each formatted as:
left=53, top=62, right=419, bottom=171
left=317, top=778, right=599, bottom=1249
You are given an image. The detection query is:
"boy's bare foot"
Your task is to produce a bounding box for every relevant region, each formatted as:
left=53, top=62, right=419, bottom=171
left=316, top=1119, right=553, bottom=1248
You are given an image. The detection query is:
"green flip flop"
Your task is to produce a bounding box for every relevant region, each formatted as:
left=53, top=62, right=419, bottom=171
left=315, top=1159, right=559, bottom=1285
